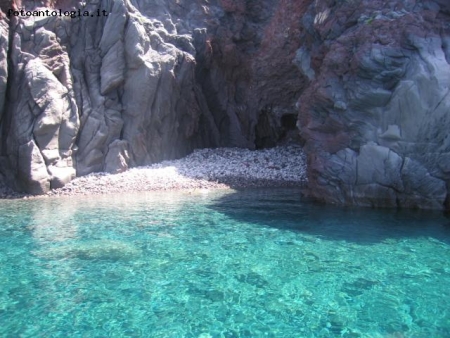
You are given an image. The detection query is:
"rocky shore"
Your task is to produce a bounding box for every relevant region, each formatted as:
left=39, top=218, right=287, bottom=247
left=0, top=145, right=307, bottom=199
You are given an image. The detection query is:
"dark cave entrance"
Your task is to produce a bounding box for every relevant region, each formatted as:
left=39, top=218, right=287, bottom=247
left=255, top=108, right=277, bottom=149
left=278, top=112, right=300, bottom=143
left=255, top=111, right=300, bottom=149
left=281, top=113, right=297, bottom=131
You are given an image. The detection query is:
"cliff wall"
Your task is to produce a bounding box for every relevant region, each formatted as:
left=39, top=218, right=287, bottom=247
left=297, top=0, right=450, bottom=209
left=0, top=0, right=311, bottom=193
left=0, top=0, right=449, bottom=210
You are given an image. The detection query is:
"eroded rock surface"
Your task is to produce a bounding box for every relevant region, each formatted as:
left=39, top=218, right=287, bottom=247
left=0, top=18, right=7, bottom=124
left=297, top=0, right=450, bottom=209
left=0, top=0, right=309, bottom=194
left=0, top=0, right=449, bottom=210
left=2, top=0, right=213, bottom=193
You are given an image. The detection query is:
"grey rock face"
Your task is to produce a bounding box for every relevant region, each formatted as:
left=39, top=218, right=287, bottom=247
left=17, top=140, right=50, bottom=194
left=298, top=0, right=450, bottom=209
left=104, top=139, right=133, bottom=174
left=0, top=0, right=218, bottom=193
left=293, top=47, right=315, bottom=81
left=0, top=19, right=7, bottom=126
left=4, top=15, right=79, bottom=194
left=1, top=0, right=449, bottom=212
left=0, top=0, right=308, bottom=194
left=71, top=0, right=214, bottom=176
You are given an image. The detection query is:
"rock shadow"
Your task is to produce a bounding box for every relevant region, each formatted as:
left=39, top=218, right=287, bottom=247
left=206, top=188, right=450, bottom=245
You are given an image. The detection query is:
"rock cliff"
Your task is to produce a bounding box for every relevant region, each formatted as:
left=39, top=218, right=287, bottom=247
left=1, top=0, right=212, bottom=193
left=0, top=0, right=449, bottom=210
left=297, top=0, right=450, bottom=209
left=0, top=0, right=309, bottom=194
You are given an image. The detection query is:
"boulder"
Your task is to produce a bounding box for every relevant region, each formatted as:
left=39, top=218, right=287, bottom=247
left=17, top=140, right=50, bottom=194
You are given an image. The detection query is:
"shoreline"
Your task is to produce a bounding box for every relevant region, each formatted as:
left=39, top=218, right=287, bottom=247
left=0, top=145, right=307, bottom=199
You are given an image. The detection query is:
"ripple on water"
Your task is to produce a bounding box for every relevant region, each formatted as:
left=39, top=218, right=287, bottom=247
left=0, top=189, right=449, bottom=337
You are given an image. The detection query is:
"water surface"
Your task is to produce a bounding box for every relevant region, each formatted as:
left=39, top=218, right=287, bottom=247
left=0, top=189, right=449, bottom=337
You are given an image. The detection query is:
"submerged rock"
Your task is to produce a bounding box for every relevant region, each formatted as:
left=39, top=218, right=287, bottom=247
left=37, top=240, right=142, bottom=261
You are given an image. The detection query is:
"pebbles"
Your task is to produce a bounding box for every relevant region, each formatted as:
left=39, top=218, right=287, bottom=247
left=3, top=145, right=307, bottom=198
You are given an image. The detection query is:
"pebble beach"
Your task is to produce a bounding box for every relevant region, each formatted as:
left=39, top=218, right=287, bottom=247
left=0, top=145, right=307, bottom=198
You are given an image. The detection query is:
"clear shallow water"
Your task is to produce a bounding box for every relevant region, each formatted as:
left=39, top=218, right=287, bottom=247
left=0, top=189, right=449, bottom=338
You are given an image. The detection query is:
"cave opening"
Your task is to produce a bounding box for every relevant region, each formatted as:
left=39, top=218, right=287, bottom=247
left=255, top=111, right=301, bottom=149
left=280, top=113, right=297, bottom=131
left=255, top=108, right=277, bottom=149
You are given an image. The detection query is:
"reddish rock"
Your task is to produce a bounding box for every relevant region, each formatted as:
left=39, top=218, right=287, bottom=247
left=297, top=0, right=450, bottom=209
left=0, top=0, right=449, bottom=210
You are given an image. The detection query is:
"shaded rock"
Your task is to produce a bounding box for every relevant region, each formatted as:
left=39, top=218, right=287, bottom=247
left=293, top=46, right=315, bottom=81
left=0, top=19, right=7, bottom=124
left=48, top=165, right=76, bottom=190
left=298, top=0, right=450, bottom=209
left=104, top=139, right=133, bottom=174
left=193, top=0, right=310, bottom=148
left=356, top=143, right=404, bottom=192
left=17, top=140, right=50, bottom=194
left=398, top=157, right=447, bottom=210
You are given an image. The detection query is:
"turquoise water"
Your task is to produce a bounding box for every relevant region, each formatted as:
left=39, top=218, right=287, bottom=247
left=0, top=189, right=449, bottom=337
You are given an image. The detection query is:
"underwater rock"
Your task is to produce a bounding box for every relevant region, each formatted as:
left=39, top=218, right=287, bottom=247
left=37, top=240, right=142, bottom=261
